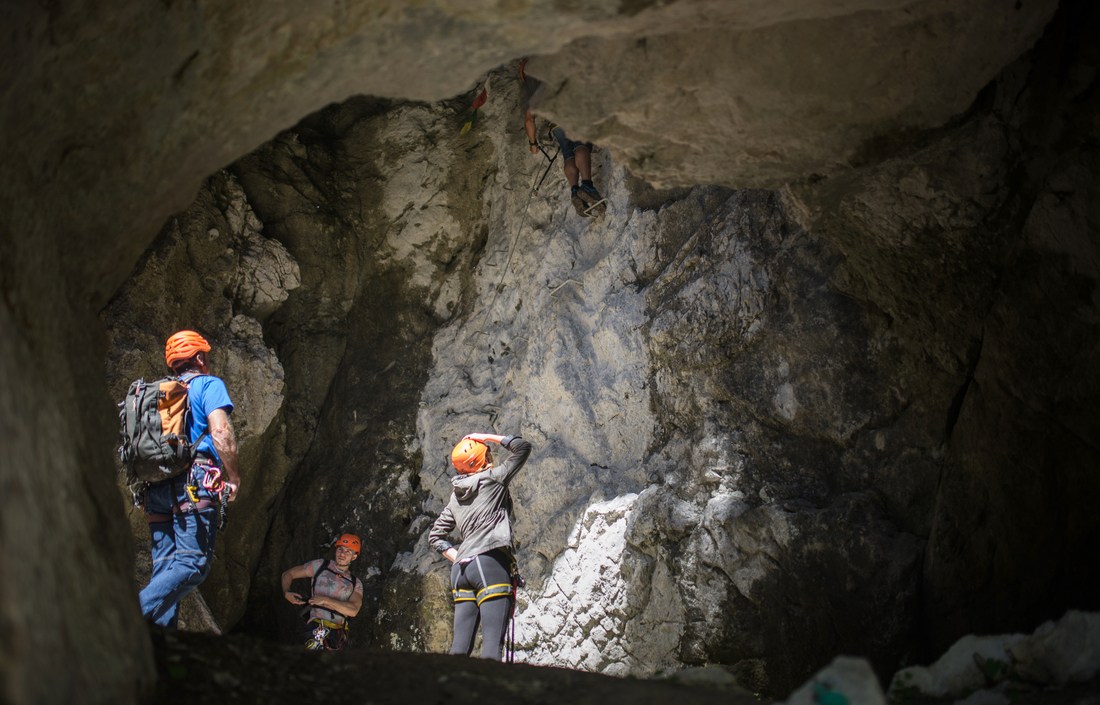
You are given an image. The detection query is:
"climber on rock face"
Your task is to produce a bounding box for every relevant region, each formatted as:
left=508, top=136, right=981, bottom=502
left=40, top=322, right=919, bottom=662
left=520, top=58, right=605, bottom=218
left=429, top=432, right=532, bottom=661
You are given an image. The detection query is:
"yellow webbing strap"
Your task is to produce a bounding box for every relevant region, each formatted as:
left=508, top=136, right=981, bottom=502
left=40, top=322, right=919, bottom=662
left=452, top=589, right=476, bottom=603
left=476, top=583, right=513, bottom=605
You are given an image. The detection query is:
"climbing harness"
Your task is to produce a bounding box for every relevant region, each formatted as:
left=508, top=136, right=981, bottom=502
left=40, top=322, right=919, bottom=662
left=476, top=582, right=513, bottom=605
left=142, top=472, right=219, bottom=524
left=305, top=618, right=350, bottom=651
left=306, top=621, right=330, bottom=651
left=301, top=560, right=357, bottom=651
left=138, top=459, right=227, bottom=528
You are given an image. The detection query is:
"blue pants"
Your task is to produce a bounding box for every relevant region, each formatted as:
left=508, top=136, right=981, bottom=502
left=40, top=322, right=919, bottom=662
left=138, top=475, right=218, bottom=628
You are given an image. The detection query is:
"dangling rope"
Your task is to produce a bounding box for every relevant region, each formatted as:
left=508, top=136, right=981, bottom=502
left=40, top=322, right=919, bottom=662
left=453, top=146, right=554, bottom=369
left=505, top=558, right=524, bottom=663
left=433, top=154, right=551, bottom=482
left=532, top=143, right=560, bottom=195
left=506, top=584, right=518, bottom=663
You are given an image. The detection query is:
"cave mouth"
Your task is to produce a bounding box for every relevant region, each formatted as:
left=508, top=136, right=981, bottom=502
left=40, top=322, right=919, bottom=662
left=103, top=5, right=1100, bottom=690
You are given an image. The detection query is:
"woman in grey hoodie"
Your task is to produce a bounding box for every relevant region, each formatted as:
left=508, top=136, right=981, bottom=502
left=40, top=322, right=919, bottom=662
left=429, top=432, right=532, bottom=660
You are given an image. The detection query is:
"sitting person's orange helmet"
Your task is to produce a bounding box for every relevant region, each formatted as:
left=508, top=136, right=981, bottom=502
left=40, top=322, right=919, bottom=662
left=334, top=534, right=361, bottom=554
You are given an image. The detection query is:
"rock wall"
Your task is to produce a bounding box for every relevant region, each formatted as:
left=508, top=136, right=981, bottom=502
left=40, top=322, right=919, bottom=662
left=787, top=0, right=1100, bottom=652
left=379, top=157, right=929, bottom=692
left=1, top=0, right=1095, bottom=703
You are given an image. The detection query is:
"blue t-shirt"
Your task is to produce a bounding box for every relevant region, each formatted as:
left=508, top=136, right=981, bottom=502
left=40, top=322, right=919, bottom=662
left=182, top=374, right=234, bottom=461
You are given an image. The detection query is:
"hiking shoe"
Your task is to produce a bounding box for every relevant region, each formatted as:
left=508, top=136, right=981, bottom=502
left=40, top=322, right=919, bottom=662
left=578, top=182, right=603, bottom=205
left=571, top=187, right=589, bottom=216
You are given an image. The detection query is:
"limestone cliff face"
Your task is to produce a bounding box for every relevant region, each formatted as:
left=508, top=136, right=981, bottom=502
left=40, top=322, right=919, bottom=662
left=2, top=1, right=1097, bottom=704
left=105, top=6, right=1100, bottom=691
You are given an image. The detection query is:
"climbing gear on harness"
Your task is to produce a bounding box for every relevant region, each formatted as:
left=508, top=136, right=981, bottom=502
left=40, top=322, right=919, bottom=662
left=213, top=484, right=230, bottom=531
left=164, top=330, right=211, bottom=368
left=451, top=438, right=489, bottom=474
left=142, top=475, right=219, bottom=523
left=194, top=461, right=230, bottom=529
left=306, top=621, right=330, bottom=651
left=305, top=619, right=349, bottom=651
left=334, top=533, right=361, bottom=554
left=200, top=465, right=223, bottom=492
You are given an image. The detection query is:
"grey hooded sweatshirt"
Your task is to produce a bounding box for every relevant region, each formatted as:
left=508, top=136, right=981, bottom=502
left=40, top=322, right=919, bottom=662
left=429, top=436, right=532, bottom=561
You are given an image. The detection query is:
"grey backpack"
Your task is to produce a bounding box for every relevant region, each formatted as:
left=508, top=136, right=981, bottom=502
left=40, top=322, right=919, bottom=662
left=118, top=374, right=207, bottom=484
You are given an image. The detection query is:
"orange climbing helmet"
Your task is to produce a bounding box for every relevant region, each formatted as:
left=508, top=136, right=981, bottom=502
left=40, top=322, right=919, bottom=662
left=334, top=533, right=361, bottom=554
left=165, top=330, right=211, bottom=368
left=451, top=438, right=489, bottom=474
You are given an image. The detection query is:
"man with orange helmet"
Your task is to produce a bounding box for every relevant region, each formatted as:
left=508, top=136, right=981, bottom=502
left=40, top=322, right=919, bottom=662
left=281, top=533, right=364, bottom=650
left=138, top=329, right=241, bottom=628
left=429, top=432, right=532, bottom=660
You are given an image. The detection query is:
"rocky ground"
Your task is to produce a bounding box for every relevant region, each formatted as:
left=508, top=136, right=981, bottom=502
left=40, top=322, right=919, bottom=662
left=148, top=625, right=1100, bottom=705
left=147, top=628, right=759, bottom=705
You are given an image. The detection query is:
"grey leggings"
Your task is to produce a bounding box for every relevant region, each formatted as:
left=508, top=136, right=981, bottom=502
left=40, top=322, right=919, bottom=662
left=449, top=548, right=513, bottom=660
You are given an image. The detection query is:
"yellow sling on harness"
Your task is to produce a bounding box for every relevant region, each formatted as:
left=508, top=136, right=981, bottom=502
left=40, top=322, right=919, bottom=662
left=476, top=583, right=513, bottom=605
left=452, top=588, right=476, bottom=603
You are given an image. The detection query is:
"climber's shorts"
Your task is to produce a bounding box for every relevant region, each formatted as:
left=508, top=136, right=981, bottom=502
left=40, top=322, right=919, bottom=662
left=551, top=125, right=593, bottom=161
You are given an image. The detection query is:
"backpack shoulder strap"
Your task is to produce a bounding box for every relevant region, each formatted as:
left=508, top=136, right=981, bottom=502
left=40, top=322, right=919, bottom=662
left=311, top=560, right=357, bottom=593
left=311, top=560, right=343, bottom=621
left=177, top=373, right=212, bottom=451
left=311, top=560, right=330, bottom=594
